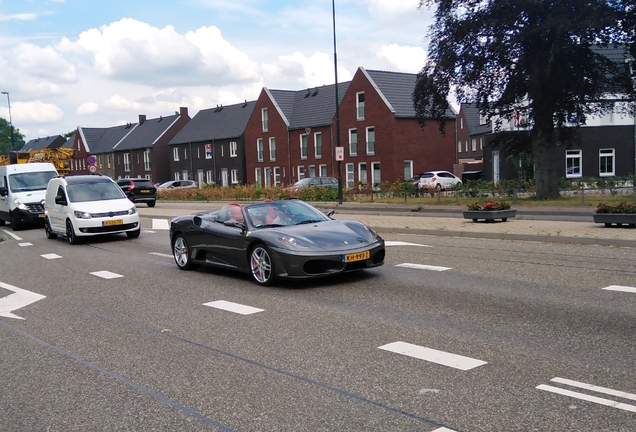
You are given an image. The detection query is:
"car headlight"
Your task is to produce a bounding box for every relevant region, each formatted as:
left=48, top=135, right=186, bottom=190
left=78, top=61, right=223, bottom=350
left=73, top=210, right=92, bottom=219
left=127, top=207, right=137, bottom=215
left=13, top=197, right=27, bottom=210
left=280, top=236, right=309, bottom=248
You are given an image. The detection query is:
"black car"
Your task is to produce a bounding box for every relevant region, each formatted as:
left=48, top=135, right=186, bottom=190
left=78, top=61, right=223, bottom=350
left=169, top=199, right=385, bottom=286
left=289, top=176, right=339, bottom=190
left=115, top=178, right=156, bottom=207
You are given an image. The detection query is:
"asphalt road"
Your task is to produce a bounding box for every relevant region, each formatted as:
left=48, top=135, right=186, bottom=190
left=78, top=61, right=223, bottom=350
left=1, top=222, right=636, bottom=431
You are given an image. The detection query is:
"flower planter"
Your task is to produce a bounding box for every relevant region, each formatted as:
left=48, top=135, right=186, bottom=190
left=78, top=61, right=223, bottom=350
left=463, top=209, right=517, bottom=222
left=592, top=213, right=636, bottom=228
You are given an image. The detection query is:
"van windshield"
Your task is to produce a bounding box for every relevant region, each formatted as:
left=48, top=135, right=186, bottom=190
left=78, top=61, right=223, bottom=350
left=8, top=171, right=57, bottom=193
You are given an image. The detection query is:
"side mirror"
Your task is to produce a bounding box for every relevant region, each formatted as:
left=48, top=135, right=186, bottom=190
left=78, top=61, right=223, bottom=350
left=55, top=196, right=67, bottom=206
left=325, top=209, right=335, bottom=218
left=0, top=187, right=7, bottom=197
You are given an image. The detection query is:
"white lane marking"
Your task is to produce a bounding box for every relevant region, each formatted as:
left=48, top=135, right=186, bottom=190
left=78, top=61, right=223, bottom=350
left=145, top=230, right=156, bottom=233
left=18, top=242, right=33, bottom=247
left=385, top=241, right=432, bottom=247
left=432, top=428, right=457, bottom=432
left=602, top=285, right=636, bottom=293
left=537, top=385, right=636, bottom=413
left=90, top=271, right=123, bottom=279
left=396, top=263, right=451, bottom=272
left=379, top=341, right=487, bottom=371
left=0, top=281, right=46, bottom=320
left=550, top=377, right=636, bottom=402
left=41, top=254, right=62, bottom=260
left=152, top=219, right=170, bottom=230
left=203, top=300, right=264, bottom=315
left=149, top=252, right=173, bottom=258
left=2, top=229, right=22, bottom=240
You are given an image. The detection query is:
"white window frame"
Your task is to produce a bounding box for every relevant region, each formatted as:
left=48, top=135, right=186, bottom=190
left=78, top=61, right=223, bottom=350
left=346, top=163, right=354, bottom=189
left=273, top=167, right=281, bottom=186
left=257, top=138, right=264, bottom=162
left=366, top=127, right=375, bottom=155
left=206, top=170, right=213, bottom=184
left=565, top=149, right=582, bottom=179
left=471, top=139, right=477, bottom=152
left=144, top=148, right=151, bottom=171
left=123, top=153, right=131, bottom=172
left=300, top=134, right=308, bottom=159
left=457, top=141, right=462, bottom=153
left=319, top=164, right=327, bottom=177
left=173, top=147, right=179, bottom=161
left=269, top=137, right=276, bottom=161
left=371, top=161, right=380, bottom=187
left=356, top=92, right=365, bottom=120
left=261, top=108, right=269, bottom=132
left=599, top=148, right=615, bottom=177
left=308, top=165, right=316, bottom=178
left=230, top=141, right=237, bottom=158
left=349, top=129, right=358, bottom=156
left=255, top=167, right=262, bottom=186
left=358, top=162, right=367, bottom=185
left=264, top=167, right=272, bottom=187
left=404, top=160, right=413, bottom=182
left=314, top=132, right=322, bottom=158
left=297, top=165, right=305, bottom=180
left=231, top=169, right=238, bottom=184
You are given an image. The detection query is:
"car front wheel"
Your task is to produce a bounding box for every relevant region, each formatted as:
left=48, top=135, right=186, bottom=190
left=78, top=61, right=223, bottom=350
left=126, top=228, right=140, bottom=238
left=172, top=235, right=196, bottom=270
left=66, top=220, right=78, bottom=245
left=45, top=217, right=57, bottom=239
left=250, top=244, right=276, bottom=286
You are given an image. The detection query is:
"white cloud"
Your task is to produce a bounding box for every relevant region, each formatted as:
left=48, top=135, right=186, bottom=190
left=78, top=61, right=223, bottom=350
left=0, top=13, right=38, bottom=22
left=377, top=44, right=427, bottom=73
left=368, top=0, right=423, bottom=23
left=75, top=102, right=99, bottom=115
left=265, top=52, right=353, bottom=89
left=13, top=43, right=77, bottom=82
left=13, top=100, right=64, bottom=123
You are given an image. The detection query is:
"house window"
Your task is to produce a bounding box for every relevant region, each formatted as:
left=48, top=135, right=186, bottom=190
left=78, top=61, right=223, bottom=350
left=173, top=147, right=179, bottom=161
left=308, top=165, right=316, bottom=178
left=566, top=150, right=582, bottom=178
left=206, top=170, right=213, bottom=184
left=205, top=144, right=212, bottom=159
left=457, top=141, right=462, bottom=153
left=366, top=127, right=375, bottom=155
left=145, top=174, right=151, bottom=180
left=123, top=153, right=131, bottom=172
left=221, top=145, right=224, bottom=158
left=98, top=156, right=103, bottom=169
left=479, top=114, right=488, bottom=125
left=371, top=161, right=380, bottom=187
left=184, top=148, right=188, bottom=160
left=230, top=141, right=237, bottom=157
left=346, top=163, right=354, bottom=188
left=261, top=108, right=269, bottom=132
left=264, top=167, right=271, bottom=187
left=349, top=129, right=358, bottom=156
left=465, top=141, right=468, bottom=152
left=257, top=138, right=264, bottom=162
left=269, top=137, right=276, bottom=161
left=471, top=139, right=477, bottom=152
left=358, top=163, right=367, bottom=185
left=273, top=167, right=281, bottom=186
left=460, top=117, right=463, bottom=129
left=314, top=132, right=322, bottom=158
left=255, top=167, right=262, bottom=187
left=599, top=148, right=615, bottom=177
left=144, top=149, right=151, bottom=171
left=319, top=164, right=327, bottom=177
left=231, top=169, right=238, bottom=184
left=479, top=137, right=483, bottom=150
left=298, top=165, right=305, bottom=180
left=404, top=160, right=413, bottom=182
left=107, top=155, right=111, bottom=168
left=356, top=92, right=365, bottom=120
left=300, top=134, right=308, bottom=159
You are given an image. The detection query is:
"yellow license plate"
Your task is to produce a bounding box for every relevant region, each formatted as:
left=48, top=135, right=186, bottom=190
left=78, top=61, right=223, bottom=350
left=103, top=219, right=123, bottom=226
left=344, top=250, right=370, bottom=263
left=38, top=213, right=45, bottom=218
left=141, top=189, right=150, bottom=193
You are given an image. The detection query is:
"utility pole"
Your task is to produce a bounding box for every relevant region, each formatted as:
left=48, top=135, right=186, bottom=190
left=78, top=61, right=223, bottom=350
left=1, top=91, right=15, bottom=150
left=332, top=0, right=343, bottom=204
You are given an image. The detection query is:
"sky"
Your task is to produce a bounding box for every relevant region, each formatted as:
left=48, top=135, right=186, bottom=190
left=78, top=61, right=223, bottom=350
left=0, top=0, right=435, bottom=142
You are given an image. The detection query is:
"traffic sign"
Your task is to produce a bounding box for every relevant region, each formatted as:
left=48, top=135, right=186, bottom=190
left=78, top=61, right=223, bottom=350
left=335, top=147, right=344, bottom=161
left=88, top=165, right=97, bottom=173
left=87, top=155, right=96, bottom=165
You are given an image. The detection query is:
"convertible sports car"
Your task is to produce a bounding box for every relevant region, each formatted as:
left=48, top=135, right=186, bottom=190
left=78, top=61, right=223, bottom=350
left=169, top=199, right=385, bottom=286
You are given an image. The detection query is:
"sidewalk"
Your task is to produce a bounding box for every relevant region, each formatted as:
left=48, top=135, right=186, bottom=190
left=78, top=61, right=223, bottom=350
left=137, top=201, right=636, bottom=248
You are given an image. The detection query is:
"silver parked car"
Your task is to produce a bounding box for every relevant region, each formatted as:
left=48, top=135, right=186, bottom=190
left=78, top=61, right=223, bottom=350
left=418, top=171, right=462, bottom=190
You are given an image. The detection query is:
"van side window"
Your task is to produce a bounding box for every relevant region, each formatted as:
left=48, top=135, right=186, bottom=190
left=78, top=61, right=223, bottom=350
left=56, top=186, right=66, bottom=202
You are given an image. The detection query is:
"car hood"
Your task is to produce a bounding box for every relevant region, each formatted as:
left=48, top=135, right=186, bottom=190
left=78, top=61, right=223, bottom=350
left=262, top=219, right=380, bottom=250
left=71, top=198, right=135, bottom=213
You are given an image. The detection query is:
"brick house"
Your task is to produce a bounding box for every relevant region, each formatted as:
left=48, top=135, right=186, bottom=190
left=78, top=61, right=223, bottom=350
left=455, top=103, right=488, bottom=175
left=113, top=107, right=190, bottom=183
left=169, top=101, right=255, bottom=186
left=244, top=82, right=350, bottom=187
left=72, top=124, right=137, bottom=177
left=336, top=68, right=457, bottom=188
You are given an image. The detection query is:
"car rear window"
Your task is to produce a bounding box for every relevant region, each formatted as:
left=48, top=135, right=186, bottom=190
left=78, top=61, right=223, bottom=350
left=133, top=180, right=155, bottom=187
left=421, top=173, right=434, bottom=178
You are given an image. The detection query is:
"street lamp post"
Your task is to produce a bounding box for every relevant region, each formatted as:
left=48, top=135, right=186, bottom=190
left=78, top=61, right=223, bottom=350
left=332, top=0, right=343, bottom=204
left=1, top=91, right=15, bottom=151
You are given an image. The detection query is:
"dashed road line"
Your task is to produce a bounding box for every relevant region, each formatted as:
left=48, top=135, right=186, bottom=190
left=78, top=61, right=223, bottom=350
left=41, top=253, right=62, bottom=260
left=396, top=263, right=452, bottom=272
left=152, top=219, right=170, bottom=230
left=537, top=377, right=636, bottom=413
left=18, top=242, right=33, bottom=247
left=1, top=229, right=21, bottom=240
left=203, top=300, right=264, bottom=315
left=602, top=285, right=636, bottom=294
left=149, top=252, right=173, bottom=258
left=379, top=341, right=487, bottom=371
left=385, top=241, right=432, bottom=247
left=90, top=271, right=124, bottom=280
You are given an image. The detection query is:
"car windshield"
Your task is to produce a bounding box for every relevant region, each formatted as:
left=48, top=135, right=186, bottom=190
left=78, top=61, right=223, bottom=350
left=246, top=201, right=327, bottom=227
left=67, top=182, right=127, bottom=203
left=8, top=171, right=57, bottom=192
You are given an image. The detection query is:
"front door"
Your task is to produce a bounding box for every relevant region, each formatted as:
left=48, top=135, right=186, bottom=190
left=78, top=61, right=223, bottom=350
left=221, top=169, right=228, bottom=187
left=197, top=170, right=204, bottom=188
left=492, top=151, right=500, bottom=183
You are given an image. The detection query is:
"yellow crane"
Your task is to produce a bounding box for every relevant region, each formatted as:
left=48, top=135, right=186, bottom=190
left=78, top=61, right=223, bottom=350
left=0, top=148, right=74, bottom=175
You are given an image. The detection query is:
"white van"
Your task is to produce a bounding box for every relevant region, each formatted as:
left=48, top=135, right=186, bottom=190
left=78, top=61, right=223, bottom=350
left=0, top=163, right=58, bottom=230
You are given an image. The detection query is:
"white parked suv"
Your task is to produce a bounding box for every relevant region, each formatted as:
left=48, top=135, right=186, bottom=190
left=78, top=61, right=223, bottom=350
left=44, top=175, right=140, bottom=244
left=418, top=171, right=462, bottom=190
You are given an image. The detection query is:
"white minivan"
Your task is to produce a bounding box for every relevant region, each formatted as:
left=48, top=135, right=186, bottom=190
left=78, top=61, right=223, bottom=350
left=0, top=162, right=58, bottom=230
left=44, top=174, right=140, bottom=244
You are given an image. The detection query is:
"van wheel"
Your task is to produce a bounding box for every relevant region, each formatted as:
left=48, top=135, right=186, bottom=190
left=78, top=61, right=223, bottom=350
left=66, top=220, right=78, bottom=245
left=45, top=217, right=57, bottom=239
left=10, top=213, right=23, bottom=231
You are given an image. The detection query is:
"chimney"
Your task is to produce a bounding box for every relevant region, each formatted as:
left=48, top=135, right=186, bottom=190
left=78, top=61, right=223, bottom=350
left=179, top=106, right=188, bottom=117
left=139, top=114, right=146, bottom=124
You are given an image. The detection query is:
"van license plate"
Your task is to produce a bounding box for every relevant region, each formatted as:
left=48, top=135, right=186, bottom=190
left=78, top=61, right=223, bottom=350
left=103, top=219, right=123, bottom=226
left=343, top=250, right=370, bottom=263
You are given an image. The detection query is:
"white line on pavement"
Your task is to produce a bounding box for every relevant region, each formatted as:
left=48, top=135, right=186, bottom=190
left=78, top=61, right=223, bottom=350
left=432, top=428, right=457, bottom=432
left=18, top=242, right=33, bottom=247
left=2, top=229, right=22, bottom=240
left=90, top=271, right=123, bottom=280
left=396, top=263, right=451, bottom=272
left=203, top=300, right=264, bottom=315
left=550, top=377, right=636, bottom=402
left=378, top=341, right=487, bottom=371
left=537, top=384, right=636, bottom=413
left=41, top=254, right=62, bottom=260
left=0, top=281, right=46, bottom=320
left=152, top=219, right=170, bottom=230
left=602, top=285, right=636, bottom=293
left=385, top=241, right=432, bottom=247
left=149, top=252, right=173, bottom=258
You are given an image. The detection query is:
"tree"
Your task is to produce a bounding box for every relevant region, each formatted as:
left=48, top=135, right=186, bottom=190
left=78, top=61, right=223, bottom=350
left=414, top=0, right=634, bottom=199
